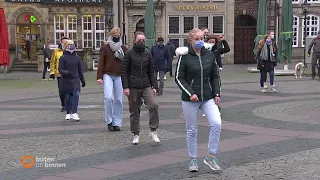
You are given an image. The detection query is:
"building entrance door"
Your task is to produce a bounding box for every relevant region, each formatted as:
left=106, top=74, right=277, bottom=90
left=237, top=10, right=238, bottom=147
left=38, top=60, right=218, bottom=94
left=234, top=15, right=257, bottom=64
left=16, top=13, right=41, bottom=62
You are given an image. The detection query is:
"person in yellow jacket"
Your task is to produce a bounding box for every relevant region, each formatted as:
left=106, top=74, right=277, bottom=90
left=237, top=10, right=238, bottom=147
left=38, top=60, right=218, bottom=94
left=50, top=37, right=69, bottom=112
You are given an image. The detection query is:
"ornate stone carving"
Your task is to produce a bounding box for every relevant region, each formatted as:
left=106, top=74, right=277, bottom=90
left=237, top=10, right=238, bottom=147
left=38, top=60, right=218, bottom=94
left=132, top=15, right=143, bottom=23
left=8, top=5, right=44, bottom=24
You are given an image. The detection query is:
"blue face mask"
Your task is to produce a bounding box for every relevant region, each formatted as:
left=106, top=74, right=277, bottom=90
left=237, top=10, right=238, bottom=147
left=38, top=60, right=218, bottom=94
left=266, top=39, right=272, bottom=45
left=194, top=40, right=204, bottom=49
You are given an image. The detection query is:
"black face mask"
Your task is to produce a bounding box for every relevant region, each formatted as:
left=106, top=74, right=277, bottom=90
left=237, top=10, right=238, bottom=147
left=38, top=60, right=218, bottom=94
left=113, top=37, right=120, bottom=42
left=58, top=44, right=62, bottom=50
left=135, top=41, right=145, bottom=48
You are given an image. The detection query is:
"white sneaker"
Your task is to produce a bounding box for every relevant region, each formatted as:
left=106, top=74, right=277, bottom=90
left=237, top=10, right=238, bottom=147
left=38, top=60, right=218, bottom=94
left=270, top=86, right=277, bottom=92
left=264, top=83, right=268, bottom=89
left=203, top=114, right=206, bottom=117
left=71, top=113, right=80, bottom=121
left=132, top=135, right=139, bottom=145
left=150, top=131, right=160, bottom=143
left=260, top=88, right=266, bottom=93
left=65, top=114, right=71, bottom=120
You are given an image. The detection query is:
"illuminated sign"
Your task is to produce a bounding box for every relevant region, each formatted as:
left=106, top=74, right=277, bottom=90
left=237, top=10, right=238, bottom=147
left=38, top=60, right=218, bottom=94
left=24, top=14, right=37, bottom=23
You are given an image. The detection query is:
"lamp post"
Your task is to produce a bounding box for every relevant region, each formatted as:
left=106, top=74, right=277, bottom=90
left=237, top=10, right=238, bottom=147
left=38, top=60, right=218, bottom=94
left=122, top=0, right=126, bottom=45
left=301, top=0, right=311, bottom=66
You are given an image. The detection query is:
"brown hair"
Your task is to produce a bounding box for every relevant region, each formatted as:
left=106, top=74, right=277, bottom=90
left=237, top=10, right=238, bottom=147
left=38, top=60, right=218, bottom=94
left=206, top=34, right=219, bottom=43
left=60, top=36, right=69, bottom=41
left=109, top=27, right=121, bottom=36
left=134, top=31, right=145, bottom=40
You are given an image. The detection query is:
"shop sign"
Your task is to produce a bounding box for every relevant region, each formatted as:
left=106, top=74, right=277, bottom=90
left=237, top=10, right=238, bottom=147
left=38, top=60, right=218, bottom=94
left=174, top=5, right=218, bottom=11
left=5, top=0, right=103, bottom=3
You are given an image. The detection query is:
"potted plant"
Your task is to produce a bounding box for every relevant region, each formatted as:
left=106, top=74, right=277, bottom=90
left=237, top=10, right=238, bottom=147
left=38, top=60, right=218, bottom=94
left=9, top=44, right=16, bottom=52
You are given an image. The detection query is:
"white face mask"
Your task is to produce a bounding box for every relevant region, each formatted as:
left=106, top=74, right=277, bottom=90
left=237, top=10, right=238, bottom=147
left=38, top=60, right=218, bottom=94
left=271, top=35, right=275, bottom=39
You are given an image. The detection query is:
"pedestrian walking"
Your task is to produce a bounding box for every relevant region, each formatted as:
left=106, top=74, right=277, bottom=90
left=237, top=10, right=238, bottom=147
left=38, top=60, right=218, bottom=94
left=42, top=44, right=51, bottom=80
left=50, top=36, right=69, bottom=112
left=97, top=27, right=128, bottom=131
left=58, top=40, right=86, bottom=121
left=165, top=39, right=176, bottom=77
left=308, top=31, right=320, bottom=79
left=257, top=35, right=277, bottom=93
left=175, top=28, right=222, bottom=172
left=151, top=37, right=172, bottom=96
left=264, top=32, right=278, bottom=88
left=121, top=31, right=160, bottom=145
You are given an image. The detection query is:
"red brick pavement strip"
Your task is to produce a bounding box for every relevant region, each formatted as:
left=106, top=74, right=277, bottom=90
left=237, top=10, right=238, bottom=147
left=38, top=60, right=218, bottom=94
left=36, top=134, right=294, bottom=180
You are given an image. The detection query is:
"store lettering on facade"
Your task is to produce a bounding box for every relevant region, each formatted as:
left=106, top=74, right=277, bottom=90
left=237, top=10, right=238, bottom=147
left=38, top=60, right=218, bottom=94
left=174, top=5, right=218, bottom=11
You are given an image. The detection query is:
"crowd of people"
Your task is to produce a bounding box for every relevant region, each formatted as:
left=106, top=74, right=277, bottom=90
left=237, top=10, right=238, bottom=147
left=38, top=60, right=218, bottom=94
left=40, top=24, right=320, bottom=173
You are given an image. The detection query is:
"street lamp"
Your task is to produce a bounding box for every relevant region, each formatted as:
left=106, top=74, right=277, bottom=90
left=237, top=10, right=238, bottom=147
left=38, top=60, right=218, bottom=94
left=122, top=0, right=126, bottom=45
left=301, top=0, right=311, bottom=66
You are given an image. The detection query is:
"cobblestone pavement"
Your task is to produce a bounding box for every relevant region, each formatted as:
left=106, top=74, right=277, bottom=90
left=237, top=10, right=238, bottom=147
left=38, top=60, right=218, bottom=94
left=0, top=65, right=320, bottom=180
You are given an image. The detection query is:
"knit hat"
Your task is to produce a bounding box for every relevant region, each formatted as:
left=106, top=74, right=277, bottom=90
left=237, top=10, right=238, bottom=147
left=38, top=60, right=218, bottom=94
left=157, top=37, right=164, bottom=42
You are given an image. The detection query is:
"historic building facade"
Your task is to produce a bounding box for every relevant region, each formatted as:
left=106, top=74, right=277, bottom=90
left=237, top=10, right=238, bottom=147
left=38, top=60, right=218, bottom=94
left=2, top=0, right=117, bottom=62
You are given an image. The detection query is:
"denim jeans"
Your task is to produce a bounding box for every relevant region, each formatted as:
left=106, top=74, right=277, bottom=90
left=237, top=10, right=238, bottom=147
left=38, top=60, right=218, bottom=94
left=65, top=91, right=80, bottom=114
left=103, top=74, right=123, bottom=126
left=182, top=99, right=221, bottom=158
left=260, top=70, right=274, bottom=87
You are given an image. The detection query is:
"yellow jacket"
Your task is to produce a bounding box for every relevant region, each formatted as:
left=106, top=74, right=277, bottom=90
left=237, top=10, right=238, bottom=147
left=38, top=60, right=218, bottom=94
left=49, top=48, right=64, bottom=77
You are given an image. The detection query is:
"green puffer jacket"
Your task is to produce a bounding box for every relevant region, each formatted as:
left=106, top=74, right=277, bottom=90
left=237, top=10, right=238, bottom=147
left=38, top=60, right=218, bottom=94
left=175, top=45, right=221, bottom=101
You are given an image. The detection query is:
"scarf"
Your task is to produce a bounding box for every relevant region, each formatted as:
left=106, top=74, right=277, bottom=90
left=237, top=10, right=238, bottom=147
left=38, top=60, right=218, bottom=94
left=260, top=42, right=274, bottom=62
left=106, top=36, right=124, bottom=60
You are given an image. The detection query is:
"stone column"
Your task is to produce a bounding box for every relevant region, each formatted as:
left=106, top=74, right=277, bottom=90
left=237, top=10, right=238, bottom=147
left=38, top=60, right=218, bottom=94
left=76, top=6, right=82, bottom=48
left=226, top=0, right=235, bottom=64
left=47, top=6, right=54, bottom=44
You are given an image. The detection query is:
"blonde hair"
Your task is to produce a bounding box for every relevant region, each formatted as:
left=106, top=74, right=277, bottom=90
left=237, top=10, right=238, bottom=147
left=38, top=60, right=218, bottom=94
left=188, top=28, right=203, bottom=43
left=62, top=40, right=74, bottom=50
left=109, top=27, right=121, bottom=36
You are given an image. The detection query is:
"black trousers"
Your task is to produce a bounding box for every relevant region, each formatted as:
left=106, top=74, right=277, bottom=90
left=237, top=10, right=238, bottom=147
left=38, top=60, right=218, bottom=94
left=57, top=77, right=66, bottom=107
left=42, top=62, right=50, bottom=79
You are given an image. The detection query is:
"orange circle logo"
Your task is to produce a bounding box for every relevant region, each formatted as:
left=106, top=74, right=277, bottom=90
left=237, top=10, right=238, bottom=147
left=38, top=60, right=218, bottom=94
left=21, top=155, right=35, bottom=169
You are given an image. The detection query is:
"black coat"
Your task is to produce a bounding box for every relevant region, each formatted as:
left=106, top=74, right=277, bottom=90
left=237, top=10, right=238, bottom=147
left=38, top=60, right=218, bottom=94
left=121, top=46, right=158, bottom=90
left=43, top=48, right=51, bottom=61
left=165, top=42, right=176, bottom=58
left=58, top=51, right=85, bottom=95
left=211, top=40, right=230, bottom=68
left=151, top=45, right=171, bottom=72
left=175, top=46, right=221, bottom=101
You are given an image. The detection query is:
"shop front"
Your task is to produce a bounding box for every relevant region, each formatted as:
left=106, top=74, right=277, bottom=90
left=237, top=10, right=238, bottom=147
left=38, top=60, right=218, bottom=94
left=165, top=1, right=235, bottom=64
left=4, top=0, right=115, bottom=70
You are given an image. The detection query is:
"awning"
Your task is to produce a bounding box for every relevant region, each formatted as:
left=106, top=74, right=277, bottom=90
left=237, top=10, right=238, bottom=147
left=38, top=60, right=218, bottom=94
left=0, top=8, right=10, bottom=66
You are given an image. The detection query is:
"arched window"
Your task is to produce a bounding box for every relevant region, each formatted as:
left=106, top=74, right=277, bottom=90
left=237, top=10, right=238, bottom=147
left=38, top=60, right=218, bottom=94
left=302, top=14, right=320, bottom=46
left=292, top=16, right=299, bottom=47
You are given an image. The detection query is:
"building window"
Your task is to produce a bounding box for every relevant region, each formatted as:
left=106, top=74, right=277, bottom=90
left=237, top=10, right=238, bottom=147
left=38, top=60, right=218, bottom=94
left=302, top=15, right=319, bottom=46
left=95, top=15, right=105, bottom=49
left=82, top=15, right=93, bottom=48
left=307, top=0, right=320, bottom=3
left=212, top=16, right=224, bottom=34
left=183, top=39, right=188, bottom=46
left=292, top=16, right=299, bottom=47
left=67, top=15, right=77, bottom=47
left=292, top=0, right=300, bottom=3
left=54, top=15, right=65, bottom=45
left=198, top=17, right=209, bottom=29
left=168, top=17, right=180, bottom=34
left=168, top=38, right=179, bottom=50
left=183, top=17, right=194, bottom=34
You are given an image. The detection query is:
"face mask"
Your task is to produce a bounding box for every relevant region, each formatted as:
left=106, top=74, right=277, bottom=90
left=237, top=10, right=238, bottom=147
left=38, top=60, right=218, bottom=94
left=135, top=41, right=145, bottom=48
left=66, top=44, right=76, bottom=54
left=113, top=37, right=120, bottom=42
left=266, top=39, right=272, bottom=45
left=194, top=40, right=204, bottom=49
left=270, top=35, right=274, bottom=39
left=204, top=35, right=208, bottom=39
left=157, top=42, right=164, bottom=46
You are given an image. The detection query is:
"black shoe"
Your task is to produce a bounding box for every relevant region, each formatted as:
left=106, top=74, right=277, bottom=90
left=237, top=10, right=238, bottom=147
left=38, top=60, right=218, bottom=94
left=107, top=123, right=114, bottom=131
left=60, top=107, right=65, bottom=112
left=113, top=126, right=121, bottom=131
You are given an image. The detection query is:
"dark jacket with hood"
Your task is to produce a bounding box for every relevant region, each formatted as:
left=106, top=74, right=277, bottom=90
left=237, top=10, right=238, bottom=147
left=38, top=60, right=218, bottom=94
left=175, top=45, right=221, bottom=101
left=211, top=40, right=230, bottom=68
left=121, top=45, right=158, bottom=90
left=151, top=44, right=172, bottom=72
left=58, top=51, right=85, bottom=95
left=165, top=41, right=176, bottom=58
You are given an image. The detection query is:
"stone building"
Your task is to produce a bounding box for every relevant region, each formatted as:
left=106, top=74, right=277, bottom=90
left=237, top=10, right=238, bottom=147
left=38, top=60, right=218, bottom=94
left=1, top=0, right=119, bottom=70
